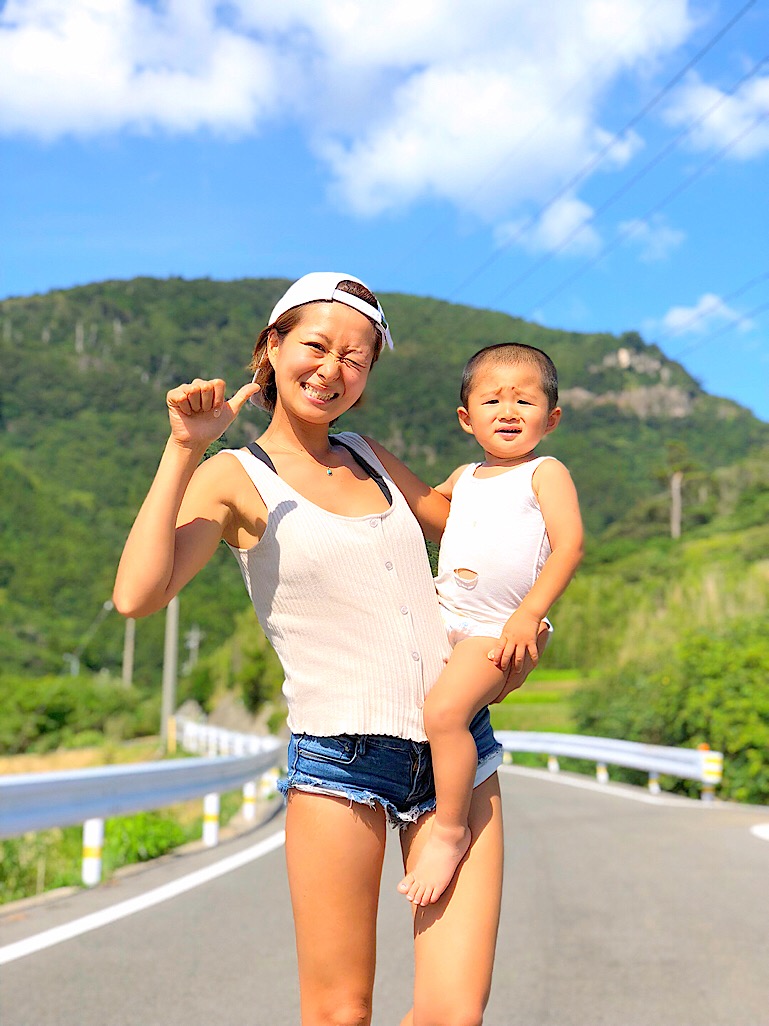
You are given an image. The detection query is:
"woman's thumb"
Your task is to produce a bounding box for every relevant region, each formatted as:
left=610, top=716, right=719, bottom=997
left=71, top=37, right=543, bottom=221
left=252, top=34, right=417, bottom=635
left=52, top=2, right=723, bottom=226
left=227, top=381, right=262, bottom=416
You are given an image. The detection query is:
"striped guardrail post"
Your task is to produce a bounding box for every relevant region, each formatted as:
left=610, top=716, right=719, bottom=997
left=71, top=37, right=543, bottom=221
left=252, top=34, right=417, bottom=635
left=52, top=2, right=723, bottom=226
left=82, top=817, right=105, bottom=887
left=596, top=762, right=609, bottom=784
left=648, top=771, right=661, bottom=795
left=699, top=744, right=723, bottom=802
left=202, top=792, right=220, bottom=846
left=242, top=780, right=257, bottom=822
left=547, top=755, right=560, bottom=773
left=258, top=767, right=280, bottom=799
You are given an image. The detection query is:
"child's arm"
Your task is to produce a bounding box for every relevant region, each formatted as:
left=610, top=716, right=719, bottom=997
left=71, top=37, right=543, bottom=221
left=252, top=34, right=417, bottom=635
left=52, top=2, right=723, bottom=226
left=490, top=459, right=583, bottom=671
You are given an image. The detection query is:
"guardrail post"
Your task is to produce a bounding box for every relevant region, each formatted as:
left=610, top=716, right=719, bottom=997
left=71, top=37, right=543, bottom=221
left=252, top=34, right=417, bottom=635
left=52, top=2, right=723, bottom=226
left=258, top=767, right=280, bottom=798
left=547, top=755, right=560, bottom=773
left=242, top=780, right=257, bottom=822
left=698, top=743, right=722, bottom=802
left=203, top=792, right=220, bottom=846
left=648, top=771, right=661, bottom=795
left=596, top=762, right=609, bottom=784
left=82, top=817, right=105, bottom=886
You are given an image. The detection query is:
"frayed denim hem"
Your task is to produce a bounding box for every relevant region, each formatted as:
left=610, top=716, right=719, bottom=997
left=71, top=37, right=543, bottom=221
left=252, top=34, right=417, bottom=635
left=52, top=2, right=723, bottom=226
left=474, top=744, right=503, bottom=788
left=278, top=774, right=436, bottom=830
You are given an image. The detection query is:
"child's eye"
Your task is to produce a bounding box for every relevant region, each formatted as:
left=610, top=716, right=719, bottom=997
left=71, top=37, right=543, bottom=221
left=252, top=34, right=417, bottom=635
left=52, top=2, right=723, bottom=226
left=483, top=399, right=499, bottom=405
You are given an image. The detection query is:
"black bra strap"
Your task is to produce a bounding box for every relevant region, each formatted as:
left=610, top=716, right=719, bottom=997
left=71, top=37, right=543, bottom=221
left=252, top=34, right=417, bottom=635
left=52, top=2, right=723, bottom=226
left=245, top=439, right=392, bottom=505
left=332, top=440, right=392, bottom=504
left=246, top=441, right=277, bottom=472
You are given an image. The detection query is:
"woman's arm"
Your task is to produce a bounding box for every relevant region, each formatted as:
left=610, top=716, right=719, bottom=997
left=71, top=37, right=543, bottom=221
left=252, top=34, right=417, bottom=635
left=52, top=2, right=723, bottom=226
left=113, top=379, right=259, bottom=618
left=362, top=436, right=450, bottom=544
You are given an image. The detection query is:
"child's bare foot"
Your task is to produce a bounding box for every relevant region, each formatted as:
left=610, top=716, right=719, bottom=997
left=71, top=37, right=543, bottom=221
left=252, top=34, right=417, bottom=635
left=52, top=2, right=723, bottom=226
left=397, top=822, right=471, bottom=906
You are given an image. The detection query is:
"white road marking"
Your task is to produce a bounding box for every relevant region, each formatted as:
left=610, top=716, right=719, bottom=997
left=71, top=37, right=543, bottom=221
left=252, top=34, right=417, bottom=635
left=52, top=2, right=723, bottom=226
left=0, top=829, right=285, bottom=966
left=750, top=823, right=769, bottom=843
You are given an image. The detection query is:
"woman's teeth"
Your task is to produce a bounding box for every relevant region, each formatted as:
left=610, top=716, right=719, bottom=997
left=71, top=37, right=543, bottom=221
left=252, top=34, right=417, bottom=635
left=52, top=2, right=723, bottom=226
left=303, top=383, right=338, bottom=401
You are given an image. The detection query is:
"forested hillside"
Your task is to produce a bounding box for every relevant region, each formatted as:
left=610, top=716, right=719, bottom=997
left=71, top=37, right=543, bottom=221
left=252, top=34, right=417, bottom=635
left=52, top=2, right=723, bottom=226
left=2, top=276, right=768, bottom=689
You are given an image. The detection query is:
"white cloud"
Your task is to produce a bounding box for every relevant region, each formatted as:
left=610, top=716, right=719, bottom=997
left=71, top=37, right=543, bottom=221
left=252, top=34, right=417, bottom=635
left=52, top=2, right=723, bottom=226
left=664, top=71, right=769, bottom=159
left=619, top=215, right=685, bottom=262
left=657, top=293, right=754, bottom=337
left=0, top=0, right=283, bottom=137
left=495, top=196, right=602, bottom=256
left=0, top=0, right=696, bottom=224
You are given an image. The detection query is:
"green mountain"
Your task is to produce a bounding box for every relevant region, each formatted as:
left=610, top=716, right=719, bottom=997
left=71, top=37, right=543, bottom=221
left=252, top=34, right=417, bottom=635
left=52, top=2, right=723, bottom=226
left=2, top=276, right=768, bottom=682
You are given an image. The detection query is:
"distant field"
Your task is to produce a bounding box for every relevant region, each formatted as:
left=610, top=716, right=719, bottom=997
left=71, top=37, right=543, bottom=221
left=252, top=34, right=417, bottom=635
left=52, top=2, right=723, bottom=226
left=489, top=669, right=582, bottom=734
left=0, top=738, right=161, bottom=776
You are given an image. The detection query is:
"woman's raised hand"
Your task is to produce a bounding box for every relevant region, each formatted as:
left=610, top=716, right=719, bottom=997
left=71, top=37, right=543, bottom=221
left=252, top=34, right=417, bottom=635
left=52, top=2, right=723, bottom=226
left=165, top=378, right=261, bottom=447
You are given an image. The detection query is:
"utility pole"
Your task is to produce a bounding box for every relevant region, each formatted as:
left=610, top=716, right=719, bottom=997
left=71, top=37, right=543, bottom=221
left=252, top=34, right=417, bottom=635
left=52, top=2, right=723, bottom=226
left=183, top=623, right=204, bottom=674
left=161, top=596, right=179, bottom=752
left=670, top=470, right=683, bottom=540
left=121, top=617, right=135, bottom=687
left=64, top=600, right=114, bottom=676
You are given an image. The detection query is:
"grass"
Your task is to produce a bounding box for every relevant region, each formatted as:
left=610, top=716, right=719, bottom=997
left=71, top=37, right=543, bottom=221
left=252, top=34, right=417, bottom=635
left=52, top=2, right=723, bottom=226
left=489, top=668, right=582, bottom=733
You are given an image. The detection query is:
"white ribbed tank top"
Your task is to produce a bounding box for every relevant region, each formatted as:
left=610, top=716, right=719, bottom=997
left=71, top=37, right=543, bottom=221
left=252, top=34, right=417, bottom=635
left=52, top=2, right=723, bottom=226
left=224, top=432, right=451, bottom=741
left=435, top=456, right=554, bottom=630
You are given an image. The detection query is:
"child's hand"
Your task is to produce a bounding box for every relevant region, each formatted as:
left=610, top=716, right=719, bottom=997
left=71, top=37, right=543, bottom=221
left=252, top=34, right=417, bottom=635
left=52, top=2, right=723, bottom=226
left=488, top=610, right=542, bottom=671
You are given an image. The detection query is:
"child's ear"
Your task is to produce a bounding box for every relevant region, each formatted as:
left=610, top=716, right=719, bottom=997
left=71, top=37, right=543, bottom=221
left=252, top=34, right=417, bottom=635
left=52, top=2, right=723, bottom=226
left=457, top=406, right=475, bottom=436
left=545, top=406, right=562, bottom=435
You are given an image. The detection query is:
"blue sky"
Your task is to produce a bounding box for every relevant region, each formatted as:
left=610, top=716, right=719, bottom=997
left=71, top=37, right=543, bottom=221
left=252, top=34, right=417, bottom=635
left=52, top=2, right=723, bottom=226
left=2, top=0, right=768, bottom=420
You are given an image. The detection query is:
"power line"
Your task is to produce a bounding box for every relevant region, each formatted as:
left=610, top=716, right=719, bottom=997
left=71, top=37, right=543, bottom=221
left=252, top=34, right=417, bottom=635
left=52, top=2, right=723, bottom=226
left=396, top=0, right=671, bottom=268
left=446, top=0, right=758, bottom=301
left=665, top=297, right=769, bottom=361
left=653, top=270, right=769, bottom=345
left=524, top=110, right=769, bottom=317
left=489, top=55, right=768, bottom=305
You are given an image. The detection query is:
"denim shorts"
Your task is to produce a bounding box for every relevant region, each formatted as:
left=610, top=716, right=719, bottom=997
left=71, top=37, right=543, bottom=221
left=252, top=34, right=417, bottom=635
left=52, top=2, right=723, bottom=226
left=278, top=707, right=503, bottom=828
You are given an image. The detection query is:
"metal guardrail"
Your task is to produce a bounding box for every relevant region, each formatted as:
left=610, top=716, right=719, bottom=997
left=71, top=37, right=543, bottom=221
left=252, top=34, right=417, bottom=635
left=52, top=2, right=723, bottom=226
left=0, top=722, right=284, bottom=886
left=0, top=724, right=724, bottom=894
left=496, top=731, right=723, bottom=799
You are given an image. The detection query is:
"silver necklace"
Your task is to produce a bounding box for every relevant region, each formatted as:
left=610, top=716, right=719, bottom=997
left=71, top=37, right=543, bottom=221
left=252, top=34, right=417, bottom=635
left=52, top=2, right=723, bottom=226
left=267, top=441, right=336, bottom=476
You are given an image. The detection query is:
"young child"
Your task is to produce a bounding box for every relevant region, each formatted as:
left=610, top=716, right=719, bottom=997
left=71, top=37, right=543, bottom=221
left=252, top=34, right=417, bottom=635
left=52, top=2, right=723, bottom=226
left=398, top=342, right=584, bottom=906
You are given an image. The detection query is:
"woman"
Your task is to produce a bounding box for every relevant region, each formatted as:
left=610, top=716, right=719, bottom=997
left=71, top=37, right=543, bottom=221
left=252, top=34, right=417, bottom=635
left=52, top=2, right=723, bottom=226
left=113, top=272, right=514, bottom=1026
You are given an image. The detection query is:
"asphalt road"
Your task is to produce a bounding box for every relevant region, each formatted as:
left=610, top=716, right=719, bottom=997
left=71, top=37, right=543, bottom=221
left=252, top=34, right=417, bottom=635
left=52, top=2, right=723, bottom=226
left=2, top=767, right=768, bottom=1026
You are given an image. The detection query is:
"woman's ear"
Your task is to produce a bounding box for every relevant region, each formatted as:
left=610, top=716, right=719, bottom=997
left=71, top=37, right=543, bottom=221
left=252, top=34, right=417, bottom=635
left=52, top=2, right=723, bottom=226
left=266, top=328, right=280, bottom=368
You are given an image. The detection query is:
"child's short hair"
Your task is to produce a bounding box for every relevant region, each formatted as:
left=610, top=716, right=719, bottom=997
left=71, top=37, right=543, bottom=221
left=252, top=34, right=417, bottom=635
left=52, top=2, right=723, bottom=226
left=460, top=343, right=559, bottom=411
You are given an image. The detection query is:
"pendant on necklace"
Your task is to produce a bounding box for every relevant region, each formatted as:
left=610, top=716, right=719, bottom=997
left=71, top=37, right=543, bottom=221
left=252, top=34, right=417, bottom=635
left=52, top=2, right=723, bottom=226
left=326, top=468, right=333, bottom=476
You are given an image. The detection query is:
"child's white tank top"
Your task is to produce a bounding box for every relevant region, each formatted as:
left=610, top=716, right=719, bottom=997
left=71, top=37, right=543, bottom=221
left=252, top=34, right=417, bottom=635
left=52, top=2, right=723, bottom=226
left=435, top=457, right=554, bottom=631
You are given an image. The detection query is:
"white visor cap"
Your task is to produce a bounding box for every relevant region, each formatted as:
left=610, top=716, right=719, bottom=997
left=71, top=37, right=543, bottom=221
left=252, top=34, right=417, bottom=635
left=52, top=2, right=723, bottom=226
left=268, top=272, right=393, bottom=351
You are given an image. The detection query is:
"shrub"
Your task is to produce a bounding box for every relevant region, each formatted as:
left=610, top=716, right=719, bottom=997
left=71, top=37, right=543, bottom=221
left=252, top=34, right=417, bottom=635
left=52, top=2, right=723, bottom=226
left=574, top=616, right=769, bottom=803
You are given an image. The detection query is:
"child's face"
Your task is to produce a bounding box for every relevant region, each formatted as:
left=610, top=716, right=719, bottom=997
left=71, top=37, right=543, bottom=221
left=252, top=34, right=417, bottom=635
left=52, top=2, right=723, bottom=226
left=457, top=361, right=560, bottom=464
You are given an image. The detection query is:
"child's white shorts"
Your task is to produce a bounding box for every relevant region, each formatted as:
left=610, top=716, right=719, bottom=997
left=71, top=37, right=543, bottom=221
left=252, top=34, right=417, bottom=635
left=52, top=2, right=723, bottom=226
left=440, top=607, right=553, bottom=650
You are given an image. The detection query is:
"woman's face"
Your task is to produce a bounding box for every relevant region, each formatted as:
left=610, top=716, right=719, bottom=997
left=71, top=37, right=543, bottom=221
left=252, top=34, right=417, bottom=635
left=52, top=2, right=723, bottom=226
left=268, top=301, right=377, bottom=423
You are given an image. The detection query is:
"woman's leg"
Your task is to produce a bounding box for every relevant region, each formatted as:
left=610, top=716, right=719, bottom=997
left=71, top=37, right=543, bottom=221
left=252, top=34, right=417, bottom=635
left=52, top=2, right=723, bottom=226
left=399, top=637, right=504, bottom=906
left=285, top=790, right=387, bottom=1026
left=399, top=774, right=504, bottom=1026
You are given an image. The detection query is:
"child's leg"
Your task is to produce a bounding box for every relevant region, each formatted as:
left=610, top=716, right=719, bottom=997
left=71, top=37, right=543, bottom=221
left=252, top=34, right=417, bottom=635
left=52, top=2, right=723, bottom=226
left=398, top=636, right=503, bottom=906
